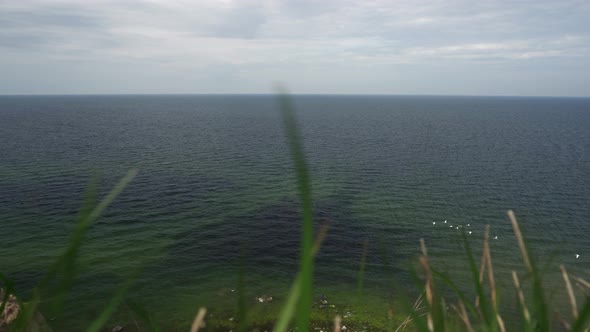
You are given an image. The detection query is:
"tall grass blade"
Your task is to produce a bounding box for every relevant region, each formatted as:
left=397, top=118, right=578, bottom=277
left=511, top=271, right=531, bottom=324
left=274, top=224, right=328, bottom=332
left=237, top=244, right=248, bottom=332
left=483, top=226, right=496, bottom=308
left=255, top=214, right=314, bottom=332
left=460, top=228, right=492, bottom=326
left=431, top=269, right=477, bottom=317
left=12, top=289, right=41, bottom=331
left=41, top=170, right=136, bottom=290
left=10, top=171, right=135, bottom=331
left=561, top=265, right=578, bottom=320
left=573, top=276, right=590, bottom=297
left=475, top=227, right=488, bottom=309
left=387, top=307, right=394, bottom=332
left=405, top=264, right=431, bottom=332
left=333, top=315, right=341, bottom=332
left=459, top=301, right=475, bottom=332
left=190, top=308, right=207, bottom=332
left=357, top=239, right=368, bottom=299
left=126, top=300, right=161, bottom=332
left=508, top=210, right=549, bottom=331
left=377, top=238, right=430, bottom=332
left=483, top=225, right=505, bottom=332
left=276, top=88, right=314, bottom=332
left=395, top=293, right=429, bottom=332
left=49, top=175, right=98, bottom=315
left=274, top=275, right=302, bottom=332
left=85, top=271, right=137, bottom=332
left=571, top=296, right=590, bottom=332
left=418, top=239, right=437, bottom=332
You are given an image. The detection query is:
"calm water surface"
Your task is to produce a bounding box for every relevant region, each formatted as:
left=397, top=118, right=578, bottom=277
left=0, top=95, right=589, bottom=329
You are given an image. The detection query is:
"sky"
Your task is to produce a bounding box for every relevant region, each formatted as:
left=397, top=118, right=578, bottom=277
left=1, top=0, right=589, bottom=96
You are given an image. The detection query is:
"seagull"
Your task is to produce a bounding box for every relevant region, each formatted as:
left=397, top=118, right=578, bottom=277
left=456, top=226, right=459, bottom=230
left=494, top=236, right=498, bottom=240
left=576, top=254, right=580, bottom=259
left=444, top=220, right=447, bottom=224
left=449, top=225, right=453, bottom=228
left=469, top=231, right=472, bottom=235
left=467, top=224, right=470, bottom=227
left=433, top=222, right=436, bottom=225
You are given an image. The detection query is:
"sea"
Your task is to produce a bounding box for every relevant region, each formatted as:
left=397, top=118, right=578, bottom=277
left=0, top=95, right=589, bottom=330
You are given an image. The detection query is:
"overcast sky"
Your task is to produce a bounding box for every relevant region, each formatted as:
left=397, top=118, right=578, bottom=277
left=1, top=0, right=589, bottom=96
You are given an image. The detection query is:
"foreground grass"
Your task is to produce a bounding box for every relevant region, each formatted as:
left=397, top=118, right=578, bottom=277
left=2, top=92, right=590, bottom=331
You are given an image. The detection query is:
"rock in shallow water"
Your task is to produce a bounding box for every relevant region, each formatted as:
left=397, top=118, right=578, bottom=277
left=255, top=295, right=273, bottom=303
left=0, top=290, right=19, bottom=327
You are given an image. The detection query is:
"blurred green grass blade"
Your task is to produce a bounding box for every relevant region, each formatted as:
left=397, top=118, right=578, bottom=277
left=274, top=274, right=303, bottom=332
left=508, top=211, right=549, bottom=331
left=85, top=272, right=137, bottom=332
left=405, top=263, right=431, bottom=332
left=397, top=292, right=430, bottom=332
left=276, top=88, right=314, bottom=332
left=16, top=170, right=135, bottom=330
left=377, top=240, right=428, bottom=332
left=530, top=269, right=549, bottom=331
left=387, top=312, right=394, bottom=332
left=79, top=169, right=137, bottom=233
left=431, top=268, right=478, bottom=318
left=14, top=290, right=42, bottom=331
left=126, top=300, right=161, bottom=332
left=237, top=244, right=248, bottom=332
left=435, top=297, right=447, bottom=331
left=274, top=225, right=328, bottom=332
left=50, top=175, right=98, bottom=314
left=379, top=239, right=392, bottom=275
left=357, top=239, right=368, bottom=299
left=41, top=170, right=136, bottom=289
left=460, top=229, right=492, bottom=327
left=531, top=245, right=551, bottom=332
left=571, top=296, right=590, bottom=332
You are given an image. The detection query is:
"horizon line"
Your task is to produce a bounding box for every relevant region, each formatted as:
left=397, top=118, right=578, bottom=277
left=0, top=92, right=589, bottom=99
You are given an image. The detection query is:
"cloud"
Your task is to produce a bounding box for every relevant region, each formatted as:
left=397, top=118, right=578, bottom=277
left=0, top=0, right=589, bottom=95
left=404, top=36, right=588, bottom=61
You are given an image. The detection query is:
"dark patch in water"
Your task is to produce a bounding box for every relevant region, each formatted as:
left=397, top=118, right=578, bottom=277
left=155, top=196, right=419, bottom=287
left=102, top=171, right=241, bottom=224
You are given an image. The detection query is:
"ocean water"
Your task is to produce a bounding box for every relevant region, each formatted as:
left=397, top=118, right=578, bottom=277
left=0, top=95, right=589, bottom=329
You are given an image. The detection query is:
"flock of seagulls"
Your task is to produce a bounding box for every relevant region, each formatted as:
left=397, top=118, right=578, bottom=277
left=433, top=219, right=481, bottom=237
left=431, top=219, right=580, bottom=259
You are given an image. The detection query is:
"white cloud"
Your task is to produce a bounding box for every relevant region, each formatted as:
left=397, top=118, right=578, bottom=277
left=0, top=0, right=589, bottom=95
left=404, top=36, right=588, bottom=60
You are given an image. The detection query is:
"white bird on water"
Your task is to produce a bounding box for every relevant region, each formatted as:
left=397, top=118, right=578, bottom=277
left=494, top=236, right=498, bottom=240
left=469, top=231, right=472, bottom=235
left=576, top=254, right=580, bottom=259
left=444, top=220, right=447, bottom=224
left=433, top=222, right=436, bottom=225
left=467, top=224, right=470, bottom=227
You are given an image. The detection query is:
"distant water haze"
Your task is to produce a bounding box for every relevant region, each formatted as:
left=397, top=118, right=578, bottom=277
left=0, top=95, right=588, bottom=329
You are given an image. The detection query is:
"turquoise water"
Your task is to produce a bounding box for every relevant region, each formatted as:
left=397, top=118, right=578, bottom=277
left=1, top=95, right=589, bottom=330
